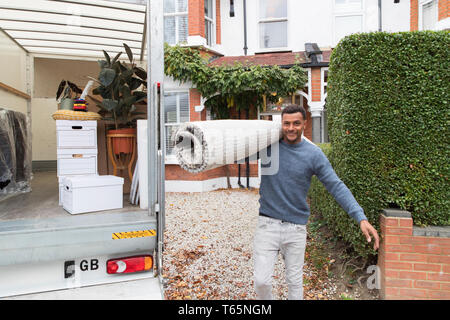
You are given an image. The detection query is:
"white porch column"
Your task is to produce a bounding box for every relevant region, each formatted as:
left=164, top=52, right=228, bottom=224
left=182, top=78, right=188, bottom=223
left=308, top=101, right=325, bottom=143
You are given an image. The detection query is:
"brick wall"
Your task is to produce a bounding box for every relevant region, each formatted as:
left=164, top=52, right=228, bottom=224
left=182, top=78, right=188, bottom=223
left=216, top=0, right=221, bottom=44
left=438, top=0, right=450, bottom=20
left=188, top=0, right=221, bottom=43
left=188, top=0, right=205, bottom=37
left=378, top=209, right=450, bottom=300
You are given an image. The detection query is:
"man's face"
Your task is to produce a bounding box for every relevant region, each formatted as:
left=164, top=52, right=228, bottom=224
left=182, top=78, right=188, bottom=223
left=282, top=112, right=306, bottom=144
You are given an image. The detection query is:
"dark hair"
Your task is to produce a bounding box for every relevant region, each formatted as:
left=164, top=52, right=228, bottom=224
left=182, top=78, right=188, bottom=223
left=281, top=104, right=306, bottom=121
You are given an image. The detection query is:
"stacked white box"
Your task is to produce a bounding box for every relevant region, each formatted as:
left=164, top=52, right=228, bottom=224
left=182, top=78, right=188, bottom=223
left=62, top=175, right=123, bottom=214
left=56, top=120, right=98, bottom=205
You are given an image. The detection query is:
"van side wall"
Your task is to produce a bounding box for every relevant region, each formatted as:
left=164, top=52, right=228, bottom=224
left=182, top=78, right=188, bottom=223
left=0, top=30, right=28, bottom=115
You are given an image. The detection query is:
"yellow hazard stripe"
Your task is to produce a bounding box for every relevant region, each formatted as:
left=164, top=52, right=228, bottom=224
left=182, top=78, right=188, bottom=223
left=112, top=229, right=156, bottom=240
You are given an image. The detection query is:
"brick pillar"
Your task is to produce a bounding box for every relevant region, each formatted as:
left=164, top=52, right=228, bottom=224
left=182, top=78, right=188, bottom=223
left=411, top=0, right=418, bottom=31
left=310, top=68, right=322, bottom=143
left=189, top=88, right=206, bottom=121
left=378, top=209, right=450, bottom=300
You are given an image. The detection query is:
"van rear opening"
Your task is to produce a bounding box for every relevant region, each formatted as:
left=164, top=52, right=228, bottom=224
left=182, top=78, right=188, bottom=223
left=0, top=171, right=158, bottom=298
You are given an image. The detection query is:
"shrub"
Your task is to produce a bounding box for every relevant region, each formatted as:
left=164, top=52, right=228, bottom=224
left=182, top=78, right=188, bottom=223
left=311, top=31, right=449, bottom=257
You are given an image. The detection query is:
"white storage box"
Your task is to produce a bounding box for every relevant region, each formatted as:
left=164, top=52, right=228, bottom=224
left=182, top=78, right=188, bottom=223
left=58, top=176, right=64, bottom=206
left=62, top=175, right=124, bottom=214
left=57, top=148, right=98, bottom=177
left=56, top=120, right=97, bottom=149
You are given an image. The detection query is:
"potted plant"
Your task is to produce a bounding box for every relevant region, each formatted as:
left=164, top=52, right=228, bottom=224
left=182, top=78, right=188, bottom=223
left=56, top=80, right=83, bottom=110
left=92, top=43, right=147, bottom=155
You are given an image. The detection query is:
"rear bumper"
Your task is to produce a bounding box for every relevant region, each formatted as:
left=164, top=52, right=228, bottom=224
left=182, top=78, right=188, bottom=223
left=3, top=277, right=164, bottom=300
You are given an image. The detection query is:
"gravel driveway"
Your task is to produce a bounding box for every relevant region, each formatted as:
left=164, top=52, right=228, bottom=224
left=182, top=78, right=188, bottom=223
left=162, top=189, right=338, bottom=300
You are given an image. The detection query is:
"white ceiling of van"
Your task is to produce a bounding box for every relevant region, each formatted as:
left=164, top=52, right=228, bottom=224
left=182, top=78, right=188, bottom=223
left=0, top=0, right=147, bottom=60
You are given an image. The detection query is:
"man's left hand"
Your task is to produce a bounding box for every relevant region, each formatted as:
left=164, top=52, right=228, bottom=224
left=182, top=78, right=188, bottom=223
left=359, top=220, right=379, bottom=251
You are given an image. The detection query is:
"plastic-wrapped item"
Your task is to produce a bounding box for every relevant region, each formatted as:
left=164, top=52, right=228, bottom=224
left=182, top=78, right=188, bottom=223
left=0, top=107, right=32, bottom=202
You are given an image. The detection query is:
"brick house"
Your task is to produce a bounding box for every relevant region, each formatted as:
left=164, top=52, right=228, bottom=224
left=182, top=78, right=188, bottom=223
left=163, top=0, right=421, bottom=192
left=410, top=0, right=450, bottom=31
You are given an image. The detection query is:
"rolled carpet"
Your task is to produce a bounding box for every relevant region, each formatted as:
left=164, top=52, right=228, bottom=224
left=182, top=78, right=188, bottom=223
left=173, top=120, right=281, bottom=173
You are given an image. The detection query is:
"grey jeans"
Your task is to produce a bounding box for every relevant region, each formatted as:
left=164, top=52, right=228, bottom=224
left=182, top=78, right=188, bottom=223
left=253, top=215, right=307, bottom=300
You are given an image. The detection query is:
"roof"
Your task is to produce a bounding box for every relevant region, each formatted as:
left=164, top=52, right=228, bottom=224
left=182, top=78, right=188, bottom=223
left=209, top=50, right=332, bottom=68
left=0, top=0, right=147, bottom=60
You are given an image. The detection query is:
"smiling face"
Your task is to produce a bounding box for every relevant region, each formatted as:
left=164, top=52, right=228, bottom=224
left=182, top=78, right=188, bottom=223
left=282, top=112, right=306, bottom=144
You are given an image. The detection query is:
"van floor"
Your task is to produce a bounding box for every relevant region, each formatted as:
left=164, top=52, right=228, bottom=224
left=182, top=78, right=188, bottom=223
left=0, top=171, right=144, bottom=222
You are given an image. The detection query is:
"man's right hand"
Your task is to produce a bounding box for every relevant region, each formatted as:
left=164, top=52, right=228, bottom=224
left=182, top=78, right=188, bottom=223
left=359, top=220, right=379, bottom=251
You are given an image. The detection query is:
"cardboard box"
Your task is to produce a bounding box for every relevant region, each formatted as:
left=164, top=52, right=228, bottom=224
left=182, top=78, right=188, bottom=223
left=62, top=175, right=124, bottom=214
left=56, top=120, right=97, bottom=149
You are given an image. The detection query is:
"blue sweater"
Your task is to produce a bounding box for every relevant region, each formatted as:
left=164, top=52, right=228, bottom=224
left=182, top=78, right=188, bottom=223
left=259, top=138, right=367, bottom=225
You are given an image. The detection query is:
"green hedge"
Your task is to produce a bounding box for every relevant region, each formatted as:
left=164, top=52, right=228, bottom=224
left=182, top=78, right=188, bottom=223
left=311, top=31, right=450, bottom=257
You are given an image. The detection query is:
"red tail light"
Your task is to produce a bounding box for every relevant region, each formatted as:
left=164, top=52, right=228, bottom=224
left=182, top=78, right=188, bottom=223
left=106, top=255, right=153, bottom=274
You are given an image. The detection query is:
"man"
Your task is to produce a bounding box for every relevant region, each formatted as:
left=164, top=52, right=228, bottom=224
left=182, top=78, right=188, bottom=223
left=254, top=104, right=379, bottom=300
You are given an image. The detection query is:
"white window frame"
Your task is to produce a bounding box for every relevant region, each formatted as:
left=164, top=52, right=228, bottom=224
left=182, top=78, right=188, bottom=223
left=257, top=0, right=289, bottom=51
left=321, top=67, right=328, bottom=101
left=332, top=0, right=365, bottom=46
left=204, top=0, right=216, bottom=46
left=164, top=90, right=190, bottom=162
left=164, top=0, right=188, bottom=45
left=419, top=0, right=439, bottom=30
left=321, top=67, right=329, bottom=143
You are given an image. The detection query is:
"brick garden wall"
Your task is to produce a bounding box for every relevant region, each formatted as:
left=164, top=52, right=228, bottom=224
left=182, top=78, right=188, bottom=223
left=165, top=163, right=259, bottom=181
left=378, top=209, right=450, bottom=300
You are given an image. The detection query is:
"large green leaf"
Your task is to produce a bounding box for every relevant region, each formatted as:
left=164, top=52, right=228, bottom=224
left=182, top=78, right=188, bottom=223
left=120, top=68, right=134, bottom=82
left=129, top=77, right=143, bottom=91
left=67, top=81, right=82, bottom=94
left=133, top=91, right=147, bottom=102
left=56, top=80, right=66, bottom=100
left=112, top=52, right=122, bottom=64
left=97, top=60, right=108, bottom=69
left=101, top=99, right=119, bottom=111
left=133, top=67, right=147, bottom=80
left=121, top=85, right=132, bottom=98
left=123, top=43, right=133, bottom=63
left=99, top=68, right=116, bottom=86
left=103, top=50, right=111, bottom=66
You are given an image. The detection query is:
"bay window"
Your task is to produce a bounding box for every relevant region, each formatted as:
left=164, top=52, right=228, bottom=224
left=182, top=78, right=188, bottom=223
left=164, top=91, right=190, bottom=156
left=164, top=0, right=188, bottom=45
left=204, top=0, right=215, bottom=46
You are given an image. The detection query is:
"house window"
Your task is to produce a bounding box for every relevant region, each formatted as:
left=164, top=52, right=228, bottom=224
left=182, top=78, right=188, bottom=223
left=420, top=0, right=438, bottom=30
left=333, top=0, right=363, bottom=45
left=164, top=91, right=190, bottom=155
left=205, top=0, right=215, bottom=46
left=164, top=0, right=188, bottom=45
left=259, top=0, right=288, bottom=49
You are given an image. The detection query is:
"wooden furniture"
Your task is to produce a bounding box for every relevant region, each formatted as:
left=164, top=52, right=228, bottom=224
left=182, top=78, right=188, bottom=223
left=106, top=132, right=136, bottom=182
